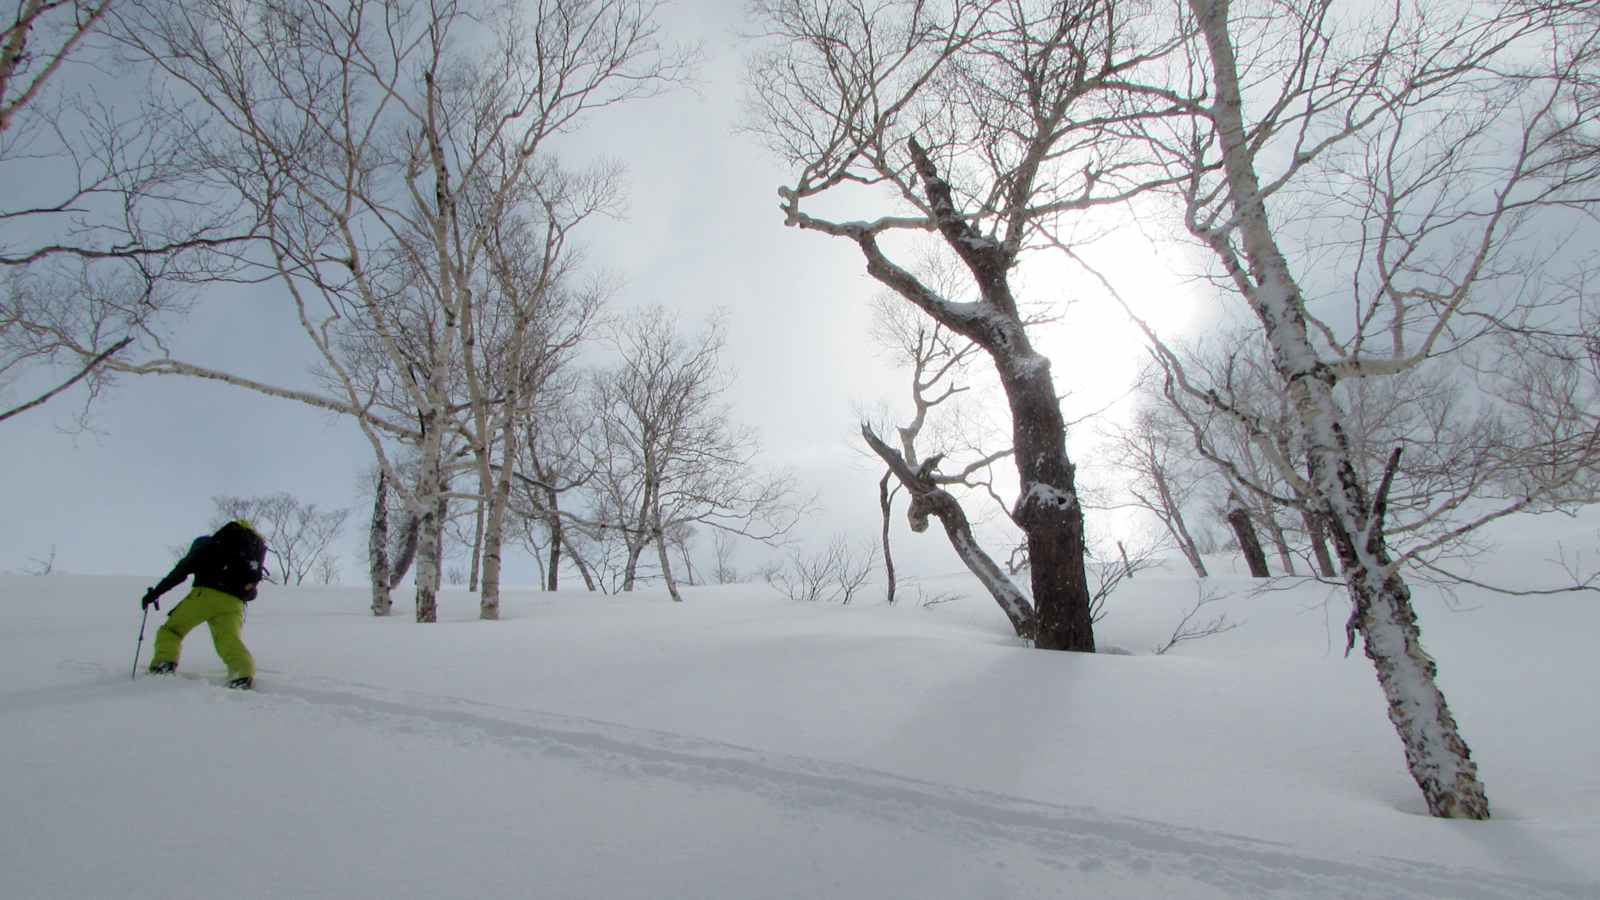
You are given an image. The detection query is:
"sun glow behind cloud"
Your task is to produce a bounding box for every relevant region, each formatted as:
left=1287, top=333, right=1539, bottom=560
left=1022, top=211, right=1205, bottom=424
left=1019, top=213, right=1210, bottom=548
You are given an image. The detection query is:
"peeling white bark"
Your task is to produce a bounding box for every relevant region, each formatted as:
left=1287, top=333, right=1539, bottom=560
left=368, top=468, right=393, bottom=617
left=1190, top=0, right=1489, bottom=818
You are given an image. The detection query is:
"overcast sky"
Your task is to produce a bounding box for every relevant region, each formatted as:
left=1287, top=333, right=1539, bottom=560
left=0, top=0, right=1205, bottom=586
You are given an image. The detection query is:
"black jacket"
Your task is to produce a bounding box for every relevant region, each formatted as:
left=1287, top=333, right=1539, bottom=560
left=150, top=528, right=268, bottom=603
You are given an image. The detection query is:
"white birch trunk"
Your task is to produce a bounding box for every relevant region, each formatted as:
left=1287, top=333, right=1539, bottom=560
left=654, top=513, right=683, bottom=603
left=622, top=540, right=645, bottom=591
left=1193, top=0, right=1489, bottom=818
left=622, top=471, right=656, bottom=591
left=410, top=369, right=452, bottom=623
left=412, top=449, right=446, bottom=624
left=1153, top=466, right=1208, bottom=578
left=478, top=415, right=519, bottom=620
left=461, top=298, right=493, bottom=608
left=369, top=468, right=393, bottom=616
left=468, top=498, right=485, bottom=594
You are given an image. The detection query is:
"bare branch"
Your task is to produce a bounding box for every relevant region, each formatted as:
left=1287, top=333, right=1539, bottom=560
left=0, top=335, right=130, bottom=425
left=1153, top=582, right=1240, bottom=656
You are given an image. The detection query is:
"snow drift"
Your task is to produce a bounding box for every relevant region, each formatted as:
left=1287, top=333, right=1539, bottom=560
left=2, top=545, right=1596, bottom=898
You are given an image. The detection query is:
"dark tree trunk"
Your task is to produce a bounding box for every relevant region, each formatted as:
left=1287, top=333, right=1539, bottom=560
left=1304, top=508, right=1337, bottom=577
left=1268, top=516, right=1296, bottom=576
left=561, top=531, right=598, bottom=592
left=677, top=538, right=696, bottom=586
left=545, top=484, right=563, bottom=591
left=546, top=522, right=562, bottom=591
left=1002, top=360, right=1094, bottom=650
left=878, top=470, right=897, bottom=605
left=1226, top=492, right=1271, bottom=578
left=389, top=511, right=421, bottom=590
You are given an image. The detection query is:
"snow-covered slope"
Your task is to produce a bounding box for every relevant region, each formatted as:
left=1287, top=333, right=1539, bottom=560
left=2, top=553, right=1596, bottom=898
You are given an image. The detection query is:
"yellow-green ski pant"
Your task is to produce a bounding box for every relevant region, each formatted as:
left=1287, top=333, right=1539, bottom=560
left=149, top=586, right=254, bottom=680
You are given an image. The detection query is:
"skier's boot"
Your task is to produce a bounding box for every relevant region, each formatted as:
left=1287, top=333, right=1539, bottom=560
left=148, top=661, right=176, bottom=675
left=226, top=676, right=254, bottom=691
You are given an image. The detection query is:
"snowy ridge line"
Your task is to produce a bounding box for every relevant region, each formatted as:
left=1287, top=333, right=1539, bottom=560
left=240, top=672, right=1590, bottom=900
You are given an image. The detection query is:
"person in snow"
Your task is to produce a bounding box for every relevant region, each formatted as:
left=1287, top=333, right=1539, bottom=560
left=141, top=520, right=269, bottom=689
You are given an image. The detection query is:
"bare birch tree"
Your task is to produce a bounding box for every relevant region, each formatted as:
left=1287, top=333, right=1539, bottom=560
left=709, top=528, right=741, bottom=584
left=2, top=270, right=142, bottom=424
left=586, top=307, right=801, bottom=601
left=1, top=1, right=254, bottom=423
left=367, top=468, right=403, bottom=614
left=458, top=163, right=613, bottom=617
left=766, top=533, right=878, bottom=604
left=1105, top=0, right=1600, bottom=818
left=106, top=0, right=688, bottom=621
left=211, top=493, right=349, bottom=585
left=515, top=377, right=605, bottom=591
left=1, top=1, right=109, bottom=148
left=1099, top=400, right=1212, bottom=577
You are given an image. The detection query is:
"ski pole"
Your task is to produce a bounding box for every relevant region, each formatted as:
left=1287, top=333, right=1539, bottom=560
left=132, top=606, right=149, bottom=681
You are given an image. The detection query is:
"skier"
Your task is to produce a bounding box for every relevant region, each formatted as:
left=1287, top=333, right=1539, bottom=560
left=140, top=520, right=268, bottom=689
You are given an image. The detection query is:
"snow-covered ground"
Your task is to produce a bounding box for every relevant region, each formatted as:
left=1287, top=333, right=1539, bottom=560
left=4, top=541, right=1598, bottom=898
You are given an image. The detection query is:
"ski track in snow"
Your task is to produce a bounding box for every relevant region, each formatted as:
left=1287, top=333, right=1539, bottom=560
left=28, top=661, right=1593, bottom=900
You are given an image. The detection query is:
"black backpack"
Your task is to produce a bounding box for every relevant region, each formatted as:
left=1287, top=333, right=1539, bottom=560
left=206, top=521, right=269, bottom=600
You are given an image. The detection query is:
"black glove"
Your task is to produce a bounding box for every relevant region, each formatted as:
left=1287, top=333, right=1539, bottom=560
left=141, top=588, right=160, bottom=611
